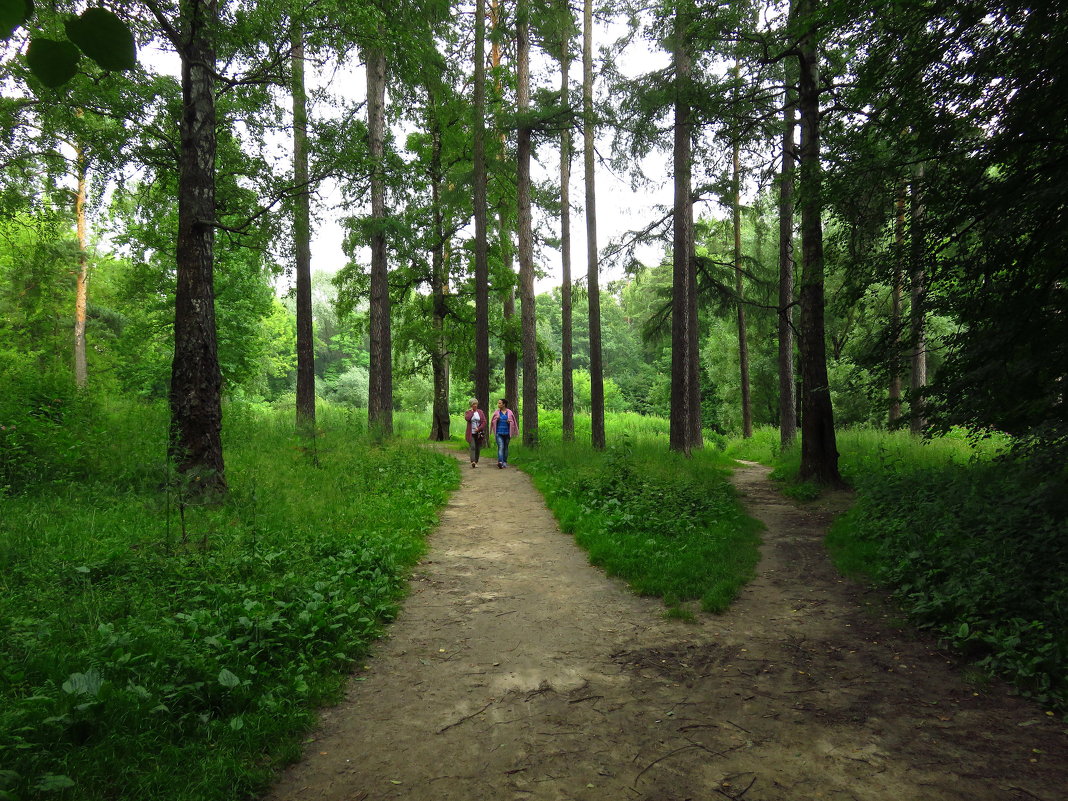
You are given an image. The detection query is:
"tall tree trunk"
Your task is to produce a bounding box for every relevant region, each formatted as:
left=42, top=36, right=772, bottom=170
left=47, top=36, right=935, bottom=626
left=429, top=102, right=450, bottom=441
left=583, top=0, right=605, bottom=449
left=366, top=45, right=392, bottom=434
left=490, top=0, right=518, bottom=406
left=778, top=73, right=797, bottom=450
left=170, top=0, right=225, bottom=492
left=909, top=162, right=927, bottom=435
left=889, top=182, right=905, bottom=426
left=670, top=6, right=700, bottom=454
left=473, top=0, right=491, bottom=412
left=559, top=31, right=575, bottom=442
left=795, top=0, right=842, bottom=485
left=73, top=148, right=88, bottom=389
left=291, top=24, right=315, bottom=431
left=517, top=0, right=538, bottom=446
left=733, top=122, right=752, bottom=439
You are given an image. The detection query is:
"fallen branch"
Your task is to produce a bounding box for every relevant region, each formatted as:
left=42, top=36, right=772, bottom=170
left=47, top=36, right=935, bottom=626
left=437, top=700, right=494, bottom=734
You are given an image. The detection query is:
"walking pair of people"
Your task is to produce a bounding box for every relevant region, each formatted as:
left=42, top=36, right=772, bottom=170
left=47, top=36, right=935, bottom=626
left=464, top=398, right=518, bottom=469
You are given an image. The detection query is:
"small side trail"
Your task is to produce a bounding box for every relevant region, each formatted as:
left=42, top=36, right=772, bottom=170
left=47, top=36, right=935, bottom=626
left=264, top=455, right=1068, bottom=801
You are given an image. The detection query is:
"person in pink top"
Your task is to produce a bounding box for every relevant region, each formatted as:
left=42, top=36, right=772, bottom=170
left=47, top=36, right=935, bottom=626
left=464, top=398, right=487, bottom=468
left=489, top=398, right=519, bottom=469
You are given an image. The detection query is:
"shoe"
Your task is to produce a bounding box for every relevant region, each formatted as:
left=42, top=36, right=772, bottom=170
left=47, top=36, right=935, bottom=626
left=497, top=462, right=503, bottom=469
left=471, top=462, right=477, bottom=468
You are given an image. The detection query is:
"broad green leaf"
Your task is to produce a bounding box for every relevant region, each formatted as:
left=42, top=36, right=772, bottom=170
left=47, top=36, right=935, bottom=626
left=61, top=669, right=102, bottom=697
left=26, top=37, right=79, bottom=88
left=64, top=7, right=135, bottom=72
left=0, top=0, right=32, bottom=40
left=218, top=668, right=240, bottom=688
left=33, top=775, right=75, bottom=792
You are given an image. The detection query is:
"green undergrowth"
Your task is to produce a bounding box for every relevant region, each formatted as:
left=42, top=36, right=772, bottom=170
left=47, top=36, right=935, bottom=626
left=0, top=400, right=458, bottom=801
left=512, top=437, right=762, bottom=615
left=762, top=426, right=1068, bottom=713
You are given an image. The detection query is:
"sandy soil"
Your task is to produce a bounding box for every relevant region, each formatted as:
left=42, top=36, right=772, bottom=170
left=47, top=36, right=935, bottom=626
left=262, top=453, right=1068, bottom=801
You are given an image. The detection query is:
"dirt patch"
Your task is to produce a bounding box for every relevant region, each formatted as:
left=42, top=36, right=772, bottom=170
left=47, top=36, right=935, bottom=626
left=262, top=455, right=1068, bottom=801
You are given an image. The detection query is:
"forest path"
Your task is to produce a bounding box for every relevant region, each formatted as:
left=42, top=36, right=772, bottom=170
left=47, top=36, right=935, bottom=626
left=262, top=454, right=1068, bottom=801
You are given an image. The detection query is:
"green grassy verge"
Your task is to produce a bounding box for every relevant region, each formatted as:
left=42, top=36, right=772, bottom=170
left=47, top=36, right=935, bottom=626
left=0, top=400, right=458, bottom=801
left=511, top=434, right=762, bottom=615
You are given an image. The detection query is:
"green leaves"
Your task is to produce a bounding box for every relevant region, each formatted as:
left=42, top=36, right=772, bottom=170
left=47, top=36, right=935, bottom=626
left=25, top=37, right=79, bottom=88
left=217, top=668, right=241, bottom=689
left=0, top=0, right=32, bottom=39
left=13, top=6, right=137, bottom=88
left=64, top=8, right=136, bottom=72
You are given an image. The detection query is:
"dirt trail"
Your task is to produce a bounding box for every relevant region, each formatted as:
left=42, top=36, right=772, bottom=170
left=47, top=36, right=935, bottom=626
left=263, top=454, right=1068, bottom=801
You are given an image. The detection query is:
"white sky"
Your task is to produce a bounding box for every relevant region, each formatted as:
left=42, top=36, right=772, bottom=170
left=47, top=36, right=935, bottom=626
left=290, top=18, right=675, bottom=296
left=128, top=15, right=679, bottom=297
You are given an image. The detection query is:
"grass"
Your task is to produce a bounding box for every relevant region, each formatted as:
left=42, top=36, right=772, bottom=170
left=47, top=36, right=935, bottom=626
left=0, top=399, right=458, bottom=801
left=507, top=425, right=763, bottom=615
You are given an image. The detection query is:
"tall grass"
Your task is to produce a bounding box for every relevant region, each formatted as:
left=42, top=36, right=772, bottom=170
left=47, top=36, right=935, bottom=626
left=0, top=399, right=458, bottom=801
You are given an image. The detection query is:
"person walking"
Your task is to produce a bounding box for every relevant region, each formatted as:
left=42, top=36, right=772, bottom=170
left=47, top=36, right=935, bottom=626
left=490, top=398, right=519, bottom=469
left=464, top=398, right=487, bottom=468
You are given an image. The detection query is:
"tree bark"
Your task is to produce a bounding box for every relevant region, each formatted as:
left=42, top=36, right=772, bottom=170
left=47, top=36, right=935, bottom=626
left=733, top=117, right=752, bottom=439
left=473, top=0, right=491, bottom=413
left=778, top=76, right=797, bottom=450
left=429, top=99, right=450, bottom=441
left=292, top=24, right=315, bottom=432
left=74, top=148, right=88, bottom=389
left=490, top=0, right=518, bottom=408
left=889, top=181, right=905, bottom=426
left=169, top=0, right=225, bottom=493
left=517, top=0, right=538, bottom=447
left=795, top=0, right=842, bottom=485
left=583, top=0, right=605, bottom=450
left=670, top=7, right=700, bottom=454
left=366, top=45, right=393, bottom=435
left=560, top=31, right=575, bottom=443
left=909, top=162, right=927, bottom=435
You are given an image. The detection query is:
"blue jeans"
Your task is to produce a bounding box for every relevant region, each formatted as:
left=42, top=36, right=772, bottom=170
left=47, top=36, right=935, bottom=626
left=496, top=433, right=510, bottom=465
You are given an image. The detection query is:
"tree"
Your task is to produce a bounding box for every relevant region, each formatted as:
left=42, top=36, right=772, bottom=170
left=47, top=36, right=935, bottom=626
left=557, top=1, right=576, bottom=442
left=777, top=65, right=797, bottom=449
left=669, top=2, right=701, bottom=454
left=291, top=21, right=315, bottom=431
left=582, top=0, right=605, bottom=449
left=731, top=62, right=752, bottom=439
left=908, top=161, right=926, bottom=435
left=143, top=0, right=227, bottom=492
left=73, top=144, right=89, bottom=388
left=473, top=0, right=491, bottom=413
left=516, top=0, right=538, bottom=446
left=365, top=40, right=393, bottom=435
left=793, top=0, right=842, bottom=485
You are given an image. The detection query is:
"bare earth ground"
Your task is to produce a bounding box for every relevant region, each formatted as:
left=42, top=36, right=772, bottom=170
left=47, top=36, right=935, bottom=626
left=263, top=453, right=1068, bottom=801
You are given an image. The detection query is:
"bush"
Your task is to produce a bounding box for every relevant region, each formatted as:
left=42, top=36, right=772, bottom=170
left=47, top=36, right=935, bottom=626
left=0, top=349, right=99, bottom=495
left=321, top=366, right=369, bottom=408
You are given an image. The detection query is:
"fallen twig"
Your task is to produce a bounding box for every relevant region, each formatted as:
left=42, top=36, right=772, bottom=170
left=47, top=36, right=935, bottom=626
left=437, top=700, right=494, bottom=734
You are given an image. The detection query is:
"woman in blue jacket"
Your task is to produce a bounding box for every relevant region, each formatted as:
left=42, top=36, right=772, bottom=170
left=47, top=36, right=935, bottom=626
left=489, top=398, right=519, bottom=469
